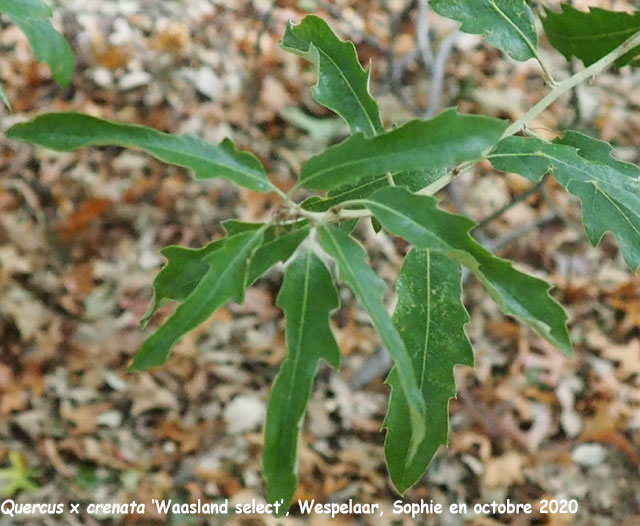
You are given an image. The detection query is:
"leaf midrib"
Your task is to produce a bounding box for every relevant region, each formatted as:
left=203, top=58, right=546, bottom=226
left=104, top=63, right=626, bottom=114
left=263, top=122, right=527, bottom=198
left=395, top=249, right=433, bottom=490
left=314, top=45, right=380, bottom=136
left=321, top=224, right=427, bottom=434
left=303, top=136, right=461, bottom=187
left=487, top=0, right=537, bottom=58
left=323, top=226, right=375, bottom=314
left=419, top=250, right=432, bottom=392
left=590, top=181, right=640, bottom=238
left=174, top=228, right=264, bottom=331
left=281, top=251, right=314, bottom=440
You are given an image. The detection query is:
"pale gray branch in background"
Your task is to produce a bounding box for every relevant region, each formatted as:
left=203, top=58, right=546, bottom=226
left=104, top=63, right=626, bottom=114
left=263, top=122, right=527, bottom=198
left=417, top=0, right=460, bottom=117
left=417, top=0, right=434, bottom=70
left=425, top=29, right=459, bottom=117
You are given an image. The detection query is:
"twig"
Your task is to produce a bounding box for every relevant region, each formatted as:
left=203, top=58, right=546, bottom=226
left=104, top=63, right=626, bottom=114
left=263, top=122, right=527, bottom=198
left=280, top=27, right=640, bottom=232
left=566, top=0, right=582, bottom=127
left=425, top=29, right=458, bottom=118
left=539, top=186, right=587, bottom=241
left=1, top=177, right=46, bottom=226
left=247, top=5, right=275, bottom=128
left=417, top=0, right=434, bottom=71
left=484, top=211, right=558, bottom=252
left=392, top=49, right=420, bottom=83
left=387, top=0, right=418, bottom=35
left=472, top=174, right=549, bottom=232
left=408, top=28, right=640, bottom=200
left=567, top=59, right=582, bottom=128
left=502, top=29, right=640, bottom=138
left=382, top=0, right=421, bottom=114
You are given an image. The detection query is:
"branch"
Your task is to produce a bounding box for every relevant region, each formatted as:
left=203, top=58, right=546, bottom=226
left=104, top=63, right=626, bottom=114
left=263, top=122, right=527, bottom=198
left=484, top=210, right=557, bottom=252
left=425, top=30, right=458, bottom=118
left=472, top=175, right=549, bottom=232
left=502, top=29, right=640, bottom=138
left=488, top=0, right=556, bottom=86
left=413, top=28, right=640, bottom=199
left=417, top=0, right=434, bottom=71
left=383, top=0, right=421, bottom=114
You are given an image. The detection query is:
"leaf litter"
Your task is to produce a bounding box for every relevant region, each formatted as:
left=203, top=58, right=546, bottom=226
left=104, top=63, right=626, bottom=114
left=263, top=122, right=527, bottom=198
left=0, top=0, right=639, bottom=524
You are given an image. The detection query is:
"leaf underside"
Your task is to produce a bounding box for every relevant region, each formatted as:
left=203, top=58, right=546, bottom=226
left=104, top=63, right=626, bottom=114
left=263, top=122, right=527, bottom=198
left=431, top=0, right=538, bottom=61
left=490, top=132, right=640, bottom=272
left=263, top=251, right=341, bottom=512
left=542, top=4, right=640, bottom=67
left=385, top=249, right=473, bottom=493
left=140, top=239, right=224, bottom=329
left=6, top=113, right=272, bottom=192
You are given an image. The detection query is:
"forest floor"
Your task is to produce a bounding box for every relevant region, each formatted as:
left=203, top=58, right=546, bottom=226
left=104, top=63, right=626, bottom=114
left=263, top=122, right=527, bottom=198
left=0, top=0, right=639, bottom=524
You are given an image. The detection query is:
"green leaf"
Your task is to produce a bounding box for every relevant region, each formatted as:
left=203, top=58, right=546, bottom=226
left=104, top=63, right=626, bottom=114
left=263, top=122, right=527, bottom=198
left=0, top=0, right=74, bottom=88
left=10, top=16, right=73, bottom=86
left=281, top=15, right=451, bottom=215
left=6, top=113, right=273, bottom=193
left=542, top=5, right=640, bottom=67
left=141, top=221, right=310, bottom=328
left=224, top=220, right=312, bottom=283
left=302, top=168, right=445, bottom=212
left=299, top=109, right=507, bottom=191
left=281, top=17, right=448, bottom=216
left=281, top=15, right=383, bottom=136
left=363, top=186, right=572, bottom=357
left=263, top=251, right=341, bottom=512
left=129, top=228, right=265, bottom=371
left=384, top=249, right=473, bottom=493
left=431, top=0, right=538, bottom=62
left=140, top=239, right=224, bottom=329
left=490, top=133, right=640, bottom=271
left=0, top=0, right=52, bottom=18
left=318, top=224, right=426, bottom=453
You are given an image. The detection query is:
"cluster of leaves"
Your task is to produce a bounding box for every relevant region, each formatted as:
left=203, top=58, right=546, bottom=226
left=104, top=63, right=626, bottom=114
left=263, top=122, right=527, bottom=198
left=6, top=0, right=640, bottom=513
left=0, top=0, right=73, bottom=109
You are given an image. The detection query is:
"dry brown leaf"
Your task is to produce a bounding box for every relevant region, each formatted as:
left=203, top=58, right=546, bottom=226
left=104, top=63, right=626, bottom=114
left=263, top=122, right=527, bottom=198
left=482, top=452, right=526, bottom=488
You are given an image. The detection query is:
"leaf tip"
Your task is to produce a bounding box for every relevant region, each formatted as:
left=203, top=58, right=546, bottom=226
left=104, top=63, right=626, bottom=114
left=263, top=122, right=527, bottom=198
left=5, top=122, right=25, bottom=141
